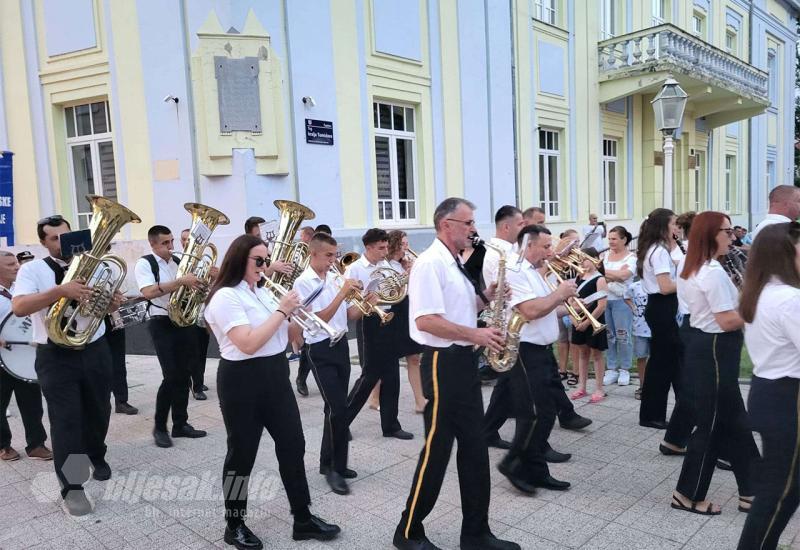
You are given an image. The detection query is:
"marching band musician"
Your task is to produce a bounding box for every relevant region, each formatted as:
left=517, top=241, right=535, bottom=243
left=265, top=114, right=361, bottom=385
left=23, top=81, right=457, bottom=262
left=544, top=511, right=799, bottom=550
left=344, top=228, right=413, bottom=441
left=12, top=215, right=121, bottom=515
left=204, top=234, right=340, bottom=549
left=671, top=212, right=756, bottom=516
left=136, top=225, right=207, bottom=448
left=0, top=251, right=51, bottom=462
left=293, top=232, right=363, bottom=495
left=738, top=222, right=800, bottom=549
left=181, top=227, right=211, bottom=401
left=498, top=224, right=577, bottom=494
left=394, top=197, right=519, bottom=550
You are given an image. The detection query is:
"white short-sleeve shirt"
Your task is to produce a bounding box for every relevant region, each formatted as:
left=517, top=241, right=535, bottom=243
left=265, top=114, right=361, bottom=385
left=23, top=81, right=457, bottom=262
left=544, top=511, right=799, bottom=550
left=134, top=254, right=179, bottom=316
left=0, top=283, right=13, bottom=321
left=745, top=280, right=800, bottom=379
left=204, top=280, right=289, bottom=360
left=294, top=266, right=349, bottom=345
left=344, top=254, right=392, bottom=311
left=481, top=237, right=516, bottom=289
left=677, top=259, right=738, bottom=333
left=602, top=251, right=636, bottom=301
left=507, top=260, right=560, bottom=345
left=408, top=238, right=477, bottom=347
left=750, top=213, right=791, bottom=242
left=642, top=244, right=676, bottom=295
left=13, top=257, right=106, bottom=345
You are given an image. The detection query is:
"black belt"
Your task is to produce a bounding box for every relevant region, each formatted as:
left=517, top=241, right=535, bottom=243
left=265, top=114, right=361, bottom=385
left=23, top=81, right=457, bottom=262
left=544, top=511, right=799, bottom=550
left=423, top=344, right=472, bottom=352
left=520, top=342, right=552, bottom=351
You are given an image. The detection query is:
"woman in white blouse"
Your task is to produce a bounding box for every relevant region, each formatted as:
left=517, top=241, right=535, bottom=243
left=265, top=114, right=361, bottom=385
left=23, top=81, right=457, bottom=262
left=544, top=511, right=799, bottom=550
left=671, top=212, right=755, bottom=517
left=204, top=235, right=340, bottom=549
left=738, top=222, right=800, bottom=548
left=602, top=226, right=636, bottom=387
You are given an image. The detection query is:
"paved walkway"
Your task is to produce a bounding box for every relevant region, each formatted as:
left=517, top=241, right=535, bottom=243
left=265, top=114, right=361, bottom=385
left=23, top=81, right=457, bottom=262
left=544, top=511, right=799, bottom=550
left=1, top=349, right=799, bottom=549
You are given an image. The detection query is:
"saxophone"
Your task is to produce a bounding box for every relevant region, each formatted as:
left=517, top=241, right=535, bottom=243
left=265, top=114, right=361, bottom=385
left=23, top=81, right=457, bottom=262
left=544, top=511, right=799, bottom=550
left=475, top=239, right=526, bottom=373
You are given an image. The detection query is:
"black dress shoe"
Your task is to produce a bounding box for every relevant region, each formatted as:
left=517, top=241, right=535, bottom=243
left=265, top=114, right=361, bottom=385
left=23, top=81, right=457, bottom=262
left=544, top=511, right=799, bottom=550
left=91, top=459, right=111, bottom=481
left=560, top=415, right=592, bottom=431
left=224, top=523, right=263, bottom=550
left=346, top=429, right=353, bottom=441
left=640, top=420, right=668, bottom=430
left=172, top=424, right=207, bottom=438
left=497, top=461, right=536, bottom=495
left=153, top=429, right=173, bottom=448
left=326, top=471, right=350, bottom=495
left=659, top=443, right=687, bottom=456
left=384, top=429, right=414, bottom=440
left=292, top=514, right=341, bottom=541
left=544, top=447, right=572, bottom=463
left=393, top=527, right=442, bottom=550
left=296, top=378, right=309, bottom=397
left=486, top=436, right=512, bottom=450
left=193, top=391, right=207, bottom=401
left=716, top=459, right=733, bottom=471
left=319, top=465, right=357, bottom=479
left=62, top=489, right=93, bottom=516
left=115, top=401, right=138, bottom=415
left=200, top=384, right=209, bottom=392
left=460, top=531, right=521, bottom=550
left=531, top=475, right=571, bottom=491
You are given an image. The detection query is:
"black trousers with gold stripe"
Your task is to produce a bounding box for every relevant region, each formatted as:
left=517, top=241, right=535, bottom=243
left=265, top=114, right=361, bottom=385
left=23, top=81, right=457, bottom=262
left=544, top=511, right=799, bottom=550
left=675, top=327, right=756, bottom=501
left=738, top=376, right=800, bottom=550
left=398, top=345, right=490, bottom=540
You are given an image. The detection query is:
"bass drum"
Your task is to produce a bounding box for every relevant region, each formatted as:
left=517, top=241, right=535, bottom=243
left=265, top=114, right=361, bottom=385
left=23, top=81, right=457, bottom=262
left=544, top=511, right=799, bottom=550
left=0, top=312, right=37, bottom=383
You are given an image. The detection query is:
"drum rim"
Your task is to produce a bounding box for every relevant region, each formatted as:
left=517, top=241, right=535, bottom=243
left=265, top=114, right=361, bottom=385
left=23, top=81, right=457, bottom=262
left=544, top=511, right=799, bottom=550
left=0, top=311, right=37, bottom=383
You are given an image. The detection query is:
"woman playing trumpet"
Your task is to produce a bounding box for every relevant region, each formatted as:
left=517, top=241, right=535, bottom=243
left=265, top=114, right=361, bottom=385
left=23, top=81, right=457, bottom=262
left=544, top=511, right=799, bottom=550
left=203, top=235, right=340, bottom=549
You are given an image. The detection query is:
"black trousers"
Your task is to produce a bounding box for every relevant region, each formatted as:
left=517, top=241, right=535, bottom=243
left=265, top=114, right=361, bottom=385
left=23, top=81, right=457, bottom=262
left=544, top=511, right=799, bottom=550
left=103, top=317, right=128, bottom=403
left=662, top=315, right=695, bottom=447
left=148, top=317, right=193, bottom=431
left=217, top=354, right=310, bottom=527
left=347, top=315, right=401, bottom=435
left=306, top=338, right=351, bottom=473
left=0, top=369, right=47, bottom=452
left=399, top=345, right=490, bottom=540
left=738, top=376, right=799, bottom=550
left=676, top=328, right=756, bottom=501
left=640, top=293, right=685, bottom=423
left=35, top=337, right=111, bottom=492
left=297, top=349, right=310, bottom=383
left=503, top=343, right=558, bottom=482
left=190, top=325, right=209, bottom=392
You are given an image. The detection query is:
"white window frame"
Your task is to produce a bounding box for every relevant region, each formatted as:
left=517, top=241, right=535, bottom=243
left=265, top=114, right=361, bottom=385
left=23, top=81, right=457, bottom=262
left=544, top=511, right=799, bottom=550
left=601, top=138, right=618, bottom=218
left=767, top=49, right=778, bottom=106
left=693, top=151, right=705, bottom=212
left=600, top=0, right=616, bottom=39
left=725, top=155, right=735, bottom=212
left=725, top=27, right=738, bottom=56
left=538, top=129, right=561, bottom=220
left=534, top=0, right=557, bottom=25
left=767, top=159, right=776, bottom=189
left=652, top=0, right=666, bottom=25
left=373, top=101, right=419, bottom=225
left=64, top=100, right=115, bottom=229
left=691, top=12, right=705, bottom=38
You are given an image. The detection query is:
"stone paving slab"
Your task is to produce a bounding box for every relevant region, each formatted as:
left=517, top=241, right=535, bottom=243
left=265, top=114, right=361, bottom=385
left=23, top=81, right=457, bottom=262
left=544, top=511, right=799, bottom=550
left=1, top=350, right=799, bottom=549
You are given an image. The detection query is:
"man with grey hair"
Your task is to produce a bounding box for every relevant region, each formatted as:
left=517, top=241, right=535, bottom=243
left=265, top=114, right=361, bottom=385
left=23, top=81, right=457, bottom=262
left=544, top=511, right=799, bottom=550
left=523, top=206, right=546, bottom=226
left=394, top=197, right=519, bottom=550
left=747, top=184, right=800, bottom=243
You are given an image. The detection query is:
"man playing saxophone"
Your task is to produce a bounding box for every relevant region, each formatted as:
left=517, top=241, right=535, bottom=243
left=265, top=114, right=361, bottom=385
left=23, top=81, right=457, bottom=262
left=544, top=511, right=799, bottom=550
left=12, top=215, right=124, bottom=516
left=498, top=224, right=578, bottom=494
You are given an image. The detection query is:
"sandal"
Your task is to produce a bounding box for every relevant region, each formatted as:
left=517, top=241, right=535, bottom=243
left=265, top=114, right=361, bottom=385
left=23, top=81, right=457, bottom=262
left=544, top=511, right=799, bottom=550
left=559, top=371, right=568, bottom=381
left=566, top=373, right=579, bottom=386
left=570, top=389, right=587, bottom=400
left=738, top=496, right=754, bottom=513
left=634, top=388, right=642, bottom=400
left=670, top=494, right=721, bottom=516
left=589, top=392, right=605, bottom=404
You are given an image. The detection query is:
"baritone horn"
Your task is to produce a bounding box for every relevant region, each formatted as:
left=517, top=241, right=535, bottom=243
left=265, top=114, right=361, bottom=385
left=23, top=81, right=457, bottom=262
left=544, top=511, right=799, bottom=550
left=543, top=259, right=606, bottom=336
left=168, top=202, right=230, bottom=327
left=45, top=195, right=141, bottom=348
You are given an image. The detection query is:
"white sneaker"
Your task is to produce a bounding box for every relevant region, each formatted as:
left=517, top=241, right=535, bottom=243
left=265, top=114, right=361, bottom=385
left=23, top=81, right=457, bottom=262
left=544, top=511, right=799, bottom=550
left=618, top=370, right=631, bottom=386
left=603, top=370, right=619, bottom=385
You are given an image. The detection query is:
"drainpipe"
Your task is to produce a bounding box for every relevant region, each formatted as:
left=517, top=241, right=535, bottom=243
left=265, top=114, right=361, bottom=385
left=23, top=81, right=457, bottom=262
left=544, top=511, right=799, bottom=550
left=509, top=0, right=520, bottom=207
left=180, top=0, right=202, bottom=203
left=746, top=1, right=754, bottom=230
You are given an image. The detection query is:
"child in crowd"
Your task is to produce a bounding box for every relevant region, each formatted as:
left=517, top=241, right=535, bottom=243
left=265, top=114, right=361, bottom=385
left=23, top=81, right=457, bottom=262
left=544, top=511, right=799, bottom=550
left=629, top=278, right=650, bottom=400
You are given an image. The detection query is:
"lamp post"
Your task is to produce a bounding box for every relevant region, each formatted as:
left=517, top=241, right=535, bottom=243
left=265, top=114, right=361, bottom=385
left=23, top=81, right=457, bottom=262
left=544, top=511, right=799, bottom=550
left=651, top=76, right=688, bottom=210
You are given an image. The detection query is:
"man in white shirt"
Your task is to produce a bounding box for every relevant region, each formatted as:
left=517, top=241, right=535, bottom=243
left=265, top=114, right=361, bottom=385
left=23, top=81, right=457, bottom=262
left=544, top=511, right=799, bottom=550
left=294, top=232, right=363, bottom=495
left=480, top=206, right=524, bottom=450
left=394, top=198, right=518, bottom=550
left=345, top=228, right=412, bottom=441
left=0, top=251, right=51, bottom=463
left=580, top=213, right=606, bottom=250
left=522, top=206, right=546, bottom=226
left=747, top=185, right=800, bottom=243
left=13, top=215, right=121, bottom=516
left=135, top=225, right=207, bottom=449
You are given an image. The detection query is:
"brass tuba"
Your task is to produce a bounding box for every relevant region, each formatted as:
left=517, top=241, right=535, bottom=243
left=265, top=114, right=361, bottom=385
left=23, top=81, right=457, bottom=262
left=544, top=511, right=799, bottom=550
left=269, top=200, right=315, bottom=289
left=46, top=195, right=141, bottom=348
left=168, top=202, right=230, bottom=327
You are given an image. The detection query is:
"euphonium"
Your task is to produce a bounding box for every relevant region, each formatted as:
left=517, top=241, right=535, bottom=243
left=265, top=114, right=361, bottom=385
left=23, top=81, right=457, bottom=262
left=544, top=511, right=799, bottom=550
left=45, top=195, right=141, bottom=348
left=269, top=200, right=315, bottom=289
left=329, top=266, right=394, bottom=326
left=168, top=202, right=229, bottom=327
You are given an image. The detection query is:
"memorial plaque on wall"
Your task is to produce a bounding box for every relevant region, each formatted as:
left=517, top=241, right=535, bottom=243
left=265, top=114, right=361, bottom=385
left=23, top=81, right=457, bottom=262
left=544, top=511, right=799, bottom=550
left=215, top=56, right=262, bottom=133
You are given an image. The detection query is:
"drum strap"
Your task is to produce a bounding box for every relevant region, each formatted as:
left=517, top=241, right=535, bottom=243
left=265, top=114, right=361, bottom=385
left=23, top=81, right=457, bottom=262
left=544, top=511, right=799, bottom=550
left=142, top=254, right=180, bottom=313
left=0, top=289, right=10, bottom=300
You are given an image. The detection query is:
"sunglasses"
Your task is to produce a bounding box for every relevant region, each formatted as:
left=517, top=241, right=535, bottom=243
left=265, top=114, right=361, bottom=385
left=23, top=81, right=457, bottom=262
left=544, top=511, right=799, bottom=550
left=249, top=256, right=268, bottom=267
left=37, top=215, right=65, bottom=226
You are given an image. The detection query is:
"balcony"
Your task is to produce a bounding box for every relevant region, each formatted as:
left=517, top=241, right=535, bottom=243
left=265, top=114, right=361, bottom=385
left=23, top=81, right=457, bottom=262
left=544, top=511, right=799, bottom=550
left=597, top=24, right=769, bottom=128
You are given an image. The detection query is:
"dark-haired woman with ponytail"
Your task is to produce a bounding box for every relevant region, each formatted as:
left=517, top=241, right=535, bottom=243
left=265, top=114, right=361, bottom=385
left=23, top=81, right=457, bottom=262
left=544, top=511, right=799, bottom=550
left=670, top=212, right=755, bottom=517
left=203, top=234, right=340, bottom=549
left=738, top=222, right=800, bottom=549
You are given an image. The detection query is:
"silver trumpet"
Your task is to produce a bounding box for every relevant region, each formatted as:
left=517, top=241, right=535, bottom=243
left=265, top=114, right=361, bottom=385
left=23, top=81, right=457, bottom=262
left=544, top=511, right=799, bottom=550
left=259, top=274, right=346, bottom=346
